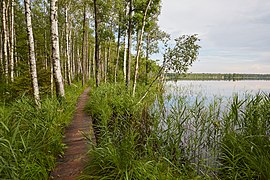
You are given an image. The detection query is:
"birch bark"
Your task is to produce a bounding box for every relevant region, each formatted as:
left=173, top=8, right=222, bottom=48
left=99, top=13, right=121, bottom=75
left=50, top=0, right=65, bottom=98
left=65, top=5, right=71, bottom=85
left=2, top=0, right=8, bottom=81
left=24, top=0, right=41, bottom=106
left=10, top=0, right=14, bottom=82
left=132, top=0, right=152, bottom=96
left=126, top=0, right=133, bottom=89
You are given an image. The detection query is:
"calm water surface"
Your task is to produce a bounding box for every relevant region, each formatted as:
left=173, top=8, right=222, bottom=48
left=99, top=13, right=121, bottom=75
left=165, top=80, right=270, bottom=103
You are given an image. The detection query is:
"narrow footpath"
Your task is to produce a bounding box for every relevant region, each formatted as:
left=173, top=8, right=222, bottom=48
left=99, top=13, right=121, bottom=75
left=50, top=87, right=96, bottom=180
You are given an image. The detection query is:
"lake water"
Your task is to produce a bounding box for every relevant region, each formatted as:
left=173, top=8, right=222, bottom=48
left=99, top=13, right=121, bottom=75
left=161, top=80, right=270, bottom=172
left=165, top=80, right=270, bottom=104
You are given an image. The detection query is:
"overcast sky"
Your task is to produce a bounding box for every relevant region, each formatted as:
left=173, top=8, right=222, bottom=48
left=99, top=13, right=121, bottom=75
left=157, top=0, right=270, bottom=74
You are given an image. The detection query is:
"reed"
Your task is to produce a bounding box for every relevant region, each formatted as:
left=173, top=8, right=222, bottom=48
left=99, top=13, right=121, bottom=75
left=83, top=82, right=270, bottom=179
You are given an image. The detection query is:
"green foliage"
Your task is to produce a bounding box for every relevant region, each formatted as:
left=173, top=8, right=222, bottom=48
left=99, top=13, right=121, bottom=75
left=164, top=34, right=200, bottom=74
left=82, top=83, right=198, bottom=179
left=83, top=82, right=270, bottom=179
left=220, top=94, right=270, bottom=179
left=0, top=84, right=84, bottom=179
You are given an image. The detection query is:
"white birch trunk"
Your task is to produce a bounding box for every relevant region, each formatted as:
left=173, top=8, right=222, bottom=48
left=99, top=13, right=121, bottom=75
left=10, top=0, right=15, bottom=82
left=123, top=30, right=127, bottom=82
left=114, top=21, right=121, bottom=83
left=24, top=0, right=41, bottom=106
left=2, top=0, right=8, bottom=81
left=65, top=6, right=71, bottom=85
left=132, top=0, right=152, bottom=96
left=126, top=0, right=133, bottom=88
left=50, top=0, right=65, bottom=98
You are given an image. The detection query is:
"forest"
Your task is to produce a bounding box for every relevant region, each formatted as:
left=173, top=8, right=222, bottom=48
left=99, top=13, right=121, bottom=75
left=0, top=0, right=169, bottom=102
left=1, top=0, right=270, bottom=179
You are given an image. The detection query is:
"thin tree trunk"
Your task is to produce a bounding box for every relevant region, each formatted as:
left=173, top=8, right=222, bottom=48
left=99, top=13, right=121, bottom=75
left=51, top=59, right=54, bottom=96
left=126, top=0, right=133, bottom=89
left=81, top=5, right=86, bottom=86
left=114, top=17, right=121, bottom=83
left=94, top=0, right=100, bottom=86
left=92, top=46, right=96, bottom=79
left=24, top=0, right=41, bottom=106
left=2, top=0, right=8, bottom=82
left=50, top=0, right=65, bottom=98
left=132, top=0, right=152, bottom=96
left=71, top=30, right=75, bottom=80
left=145, top=33, right=150, bottom=84
left=65, top=5, right=71, bottom=85
left=104, top=45, right=107, bottom=83
left=123, top=29, right=127, bottom=82
left=10, top=0, right=14, bottom=82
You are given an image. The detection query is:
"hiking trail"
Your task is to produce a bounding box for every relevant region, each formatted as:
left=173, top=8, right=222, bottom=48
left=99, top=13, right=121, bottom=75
left=50, top=87, right=95, bottom=179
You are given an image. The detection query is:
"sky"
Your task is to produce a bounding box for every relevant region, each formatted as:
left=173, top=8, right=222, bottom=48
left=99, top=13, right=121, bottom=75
left=157, top=0, right=270, bottom=74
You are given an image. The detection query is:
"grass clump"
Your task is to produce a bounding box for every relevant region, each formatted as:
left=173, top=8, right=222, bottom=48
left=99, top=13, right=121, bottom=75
left=82, top=83, right=197, bottom=179
left=220, top=94, right=270, bottom=179
left=0, top=84, right=85, bottom=179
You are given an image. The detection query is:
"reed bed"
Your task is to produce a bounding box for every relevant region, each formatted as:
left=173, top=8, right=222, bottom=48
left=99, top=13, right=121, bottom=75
left=83, top=83, right=270, bottom=179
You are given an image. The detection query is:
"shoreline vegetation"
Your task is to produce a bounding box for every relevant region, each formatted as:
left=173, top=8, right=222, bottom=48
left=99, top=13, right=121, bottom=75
left=166, top=73, right=270, bottom=81
left=82, top=82, right=270, bottom=179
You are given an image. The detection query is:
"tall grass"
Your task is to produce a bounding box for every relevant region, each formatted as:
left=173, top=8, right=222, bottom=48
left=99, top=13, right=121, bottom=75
left=83, top=82, right=270, bottom=179
left=220, top=93, right=270, bottom=179
left=0, top=83, right=85, bottom=179
left=82, top=83, right=199, bottom=179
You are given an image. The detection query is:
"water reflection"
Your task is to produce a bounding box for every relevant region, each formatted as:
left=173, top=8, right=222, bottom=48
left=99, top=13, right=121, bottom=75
left=165, top=80, right=270, bottom=104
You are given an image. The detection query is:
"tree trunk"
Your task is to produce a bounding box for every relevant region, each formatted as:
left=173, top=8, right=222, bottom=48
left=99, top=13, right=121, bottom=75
left=123, top=29, right=127, bottom=82
left=126, top=0, right=133, bottom=89
left=2, top=0, right=8, bottom=82
left=81, top=6, right=89, bottom=86
left=104, top=45, right=107, bottom=83
left=92, top=46, right=96, bottom=79
left=145, top=32, right=150, bottom=84
left=24, top=0, right=41, bottom=106
left=94, top=0, right=100, bottom=86
left=10, top=0, right=14, bottom=82
left=50, top=0, right=65, bottom=98
left=132, top=0, right=152, bottom=96
left=114, top=17, right=121, bottom=83
left=65, top=6, right=71, bottom=85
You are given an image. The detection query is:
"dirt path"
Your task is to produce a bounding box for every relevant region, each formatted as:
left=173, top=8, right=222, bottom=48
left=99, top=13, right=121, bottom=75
left=50, top=87, right=95, bottom=180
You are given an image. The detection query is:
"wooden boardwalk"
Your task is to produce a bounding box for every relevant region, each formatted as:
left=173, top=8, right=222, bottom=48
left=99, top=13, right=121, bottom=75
left=50, top=87, right=95, bottom=179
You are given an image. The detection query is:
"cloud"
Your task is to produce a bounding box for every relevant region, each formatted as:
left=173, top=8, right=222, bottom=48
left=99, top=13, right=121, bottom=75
left=158, top=0, right=270, bottom=73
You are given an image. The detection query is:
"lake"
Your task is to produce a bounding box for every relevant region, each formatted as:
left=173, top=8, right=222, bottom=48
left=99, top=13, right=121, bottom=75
left=160, top=80, right=270, bottom=172
left=165, top=80, right=270, bottom=105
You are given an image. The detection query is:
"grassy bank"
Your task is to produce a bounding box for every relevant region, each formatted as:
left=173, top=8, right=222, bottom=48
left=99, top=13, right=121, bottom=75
left=82, top=83, right=198, bottom=179
left=0, top=83, right=85, bottom=179
left=83, top=83, right=270, bottom=179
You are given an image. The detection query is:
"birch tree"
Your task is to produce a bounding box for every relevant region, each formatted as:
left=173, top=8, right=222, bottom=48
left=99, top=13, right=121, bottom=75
left=24, top=0, right=41, bottom=106
left=65, top=4, right=71, bottom=85
left=50, top=0, right=65, bottom=98
left=126, top=0, right=133, bottom=89
left=2, top=0, right=8, bottom=82
left=132, top=0, right=152, bottom=96
left=10, top=0, right=15, bottom=82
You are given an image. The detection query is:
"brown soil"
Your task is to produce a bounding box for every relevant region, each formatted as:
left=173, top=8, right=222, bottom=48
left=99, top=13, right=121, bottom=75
left=50, top=87, right=96, bottom=180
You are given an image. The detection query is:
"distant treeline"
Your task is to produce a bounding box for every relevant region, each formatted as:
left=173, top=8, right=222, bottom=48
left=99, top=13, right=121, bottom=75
left=166, top=73, right=270, bottom=81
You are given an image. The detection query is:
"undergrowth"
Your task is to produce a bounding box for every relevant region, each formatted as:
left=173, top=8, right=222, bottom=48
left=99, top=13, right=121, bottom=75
left=82, top=83, right=199, bottom=179
left=82, top=82, right=270, bottom=179
left=0, top=83, right=85, bottom=179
